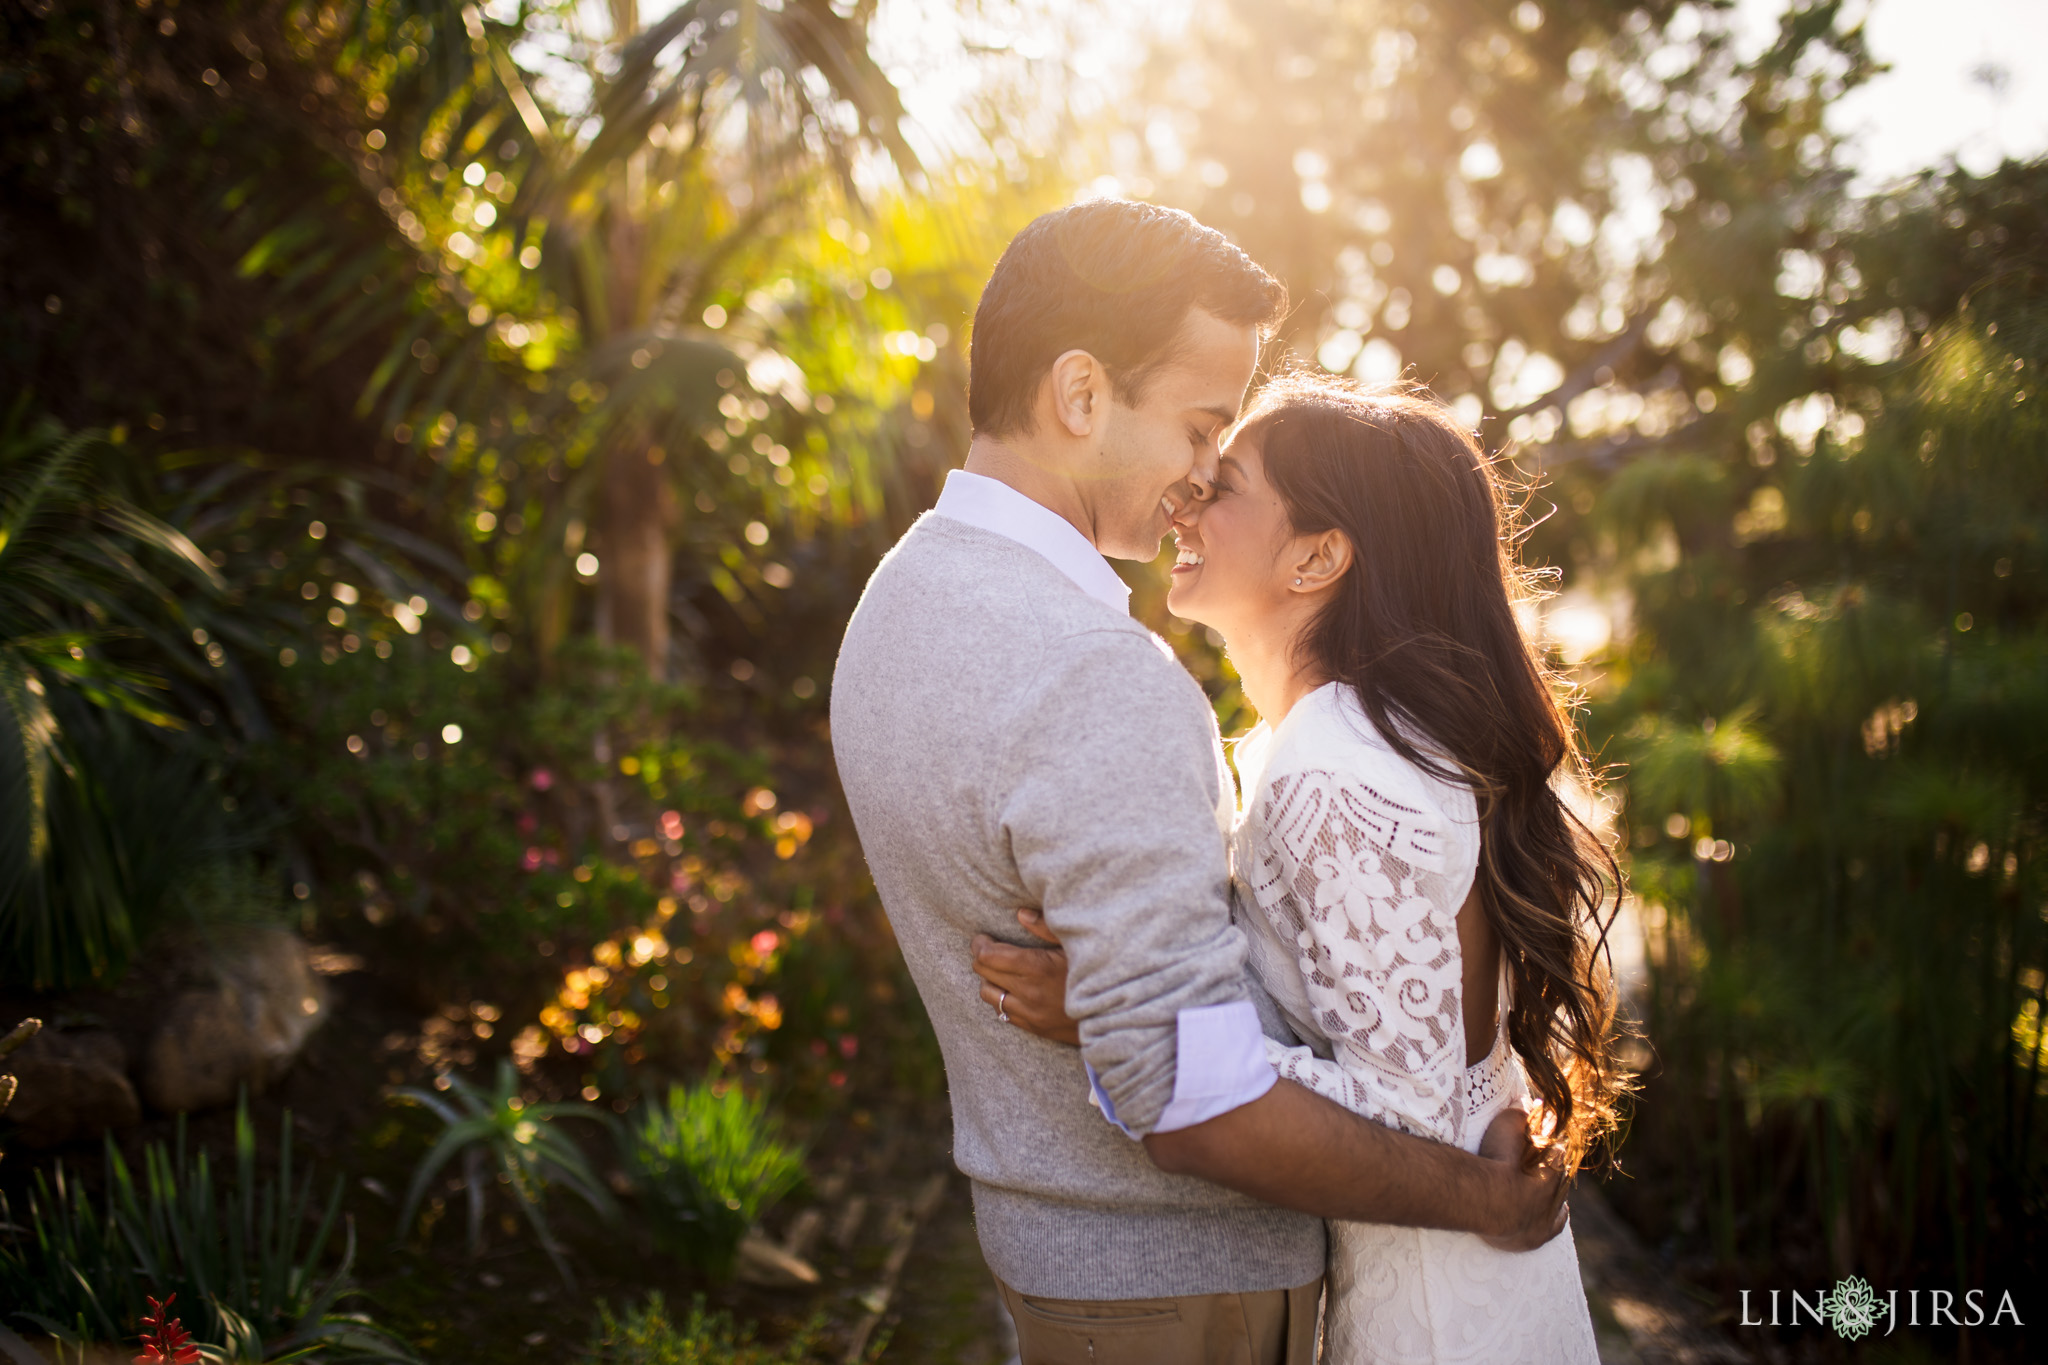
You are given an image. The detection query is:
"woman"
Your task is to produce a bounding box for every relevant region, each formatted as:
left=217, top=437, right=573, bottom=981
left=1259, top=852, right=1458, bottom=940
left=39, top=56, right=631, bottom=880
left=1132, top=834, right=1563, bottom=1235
left=975, top=375, right=1626, bottom=1361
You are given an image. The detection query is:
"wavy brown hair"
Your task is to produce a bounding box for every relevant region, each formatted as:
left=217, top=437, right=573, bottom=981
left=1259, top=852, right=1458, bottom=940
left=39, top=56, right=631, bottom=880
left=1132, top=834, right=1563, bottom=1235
left=1237, top=373, right=1628, bottom=1170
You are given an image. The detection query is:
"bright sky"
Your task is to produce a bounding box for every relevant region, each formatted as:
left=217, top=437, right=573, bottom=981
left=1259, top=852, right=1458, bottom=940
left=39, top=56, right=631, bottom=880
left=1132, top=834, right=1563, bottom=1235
left=1740, top=0, right=2048, bottom=182
left=868, top=0, right=1191, bottom=167
left=871, top=0, right=2048, bottom=184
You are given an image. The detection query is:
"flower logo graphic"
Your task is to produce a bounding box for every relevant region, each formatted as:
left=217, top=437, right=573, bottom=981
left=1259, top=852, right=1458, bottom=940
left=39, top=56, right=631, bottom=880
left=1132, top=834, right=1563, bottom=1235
left=1822, top=1275, right=1881, bottom=1341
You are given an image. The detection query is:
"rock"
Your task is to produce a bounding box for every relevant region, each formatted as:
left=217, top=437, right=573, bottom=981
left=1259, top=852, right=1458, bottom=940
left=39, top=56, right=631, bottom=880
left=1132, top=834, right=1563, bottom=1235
left=4, top=1027, right=140, bottom=1148
left=735, top=1227, right=822, bottom=1288
left=140, top=927, right=329, bottom=1115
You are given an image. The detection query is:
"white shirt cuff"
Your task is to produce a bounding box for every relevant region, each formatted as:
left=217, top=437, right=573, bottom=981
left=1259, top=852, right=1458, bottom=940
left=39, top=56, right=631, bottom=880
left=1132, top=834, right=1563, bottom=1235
left=1085, top=999, right=1277, bottom=1138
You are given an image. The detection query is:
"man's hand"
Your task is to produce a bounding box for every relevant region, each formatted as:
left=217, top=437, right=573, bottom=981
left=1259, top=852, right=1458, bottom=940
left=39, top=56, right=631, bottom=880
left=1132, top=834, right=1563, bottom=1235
left=1476, top=1104, right=1571, bottom=1252
left=1143, top=1078, right=1572, bottom=1248
left=971, top=909, right=1079, bottom=1045
left=972, top=915, right=1571, bottom=1250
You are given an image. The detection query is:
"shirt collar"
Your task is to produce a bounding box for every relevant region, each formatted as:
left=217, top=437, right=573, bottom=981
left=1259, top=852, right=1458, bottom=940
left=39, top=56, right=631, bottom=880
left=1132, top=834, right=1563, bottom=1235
left=931, top=469, right=1132, bottom=615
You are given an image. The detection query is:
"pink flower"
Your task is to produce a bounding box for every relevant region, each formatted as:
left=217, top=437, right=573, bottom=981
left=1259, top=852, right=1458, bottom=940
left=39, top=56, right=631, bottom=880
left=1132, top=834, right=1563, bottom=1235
left=543, top=848, right=562, bottom=867
left=750, top=929, right=779, bottom=956
left=521, top=847, right=543, bottom=872
left=517, top=812, right=538, bottom=835
left=838, top=1034, right=859, bottom=1059
left=530, top=767, right=554, bottom=791
left=660, top=810, right=684, bottom=840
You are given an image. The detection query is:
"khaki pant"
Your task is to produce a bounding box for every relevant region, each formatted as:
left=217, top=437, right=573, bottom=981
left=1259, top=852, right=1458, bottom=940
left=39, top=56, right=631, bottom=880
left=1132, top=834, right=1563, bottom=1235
left=997, top=1277, right=1322, bottom=1365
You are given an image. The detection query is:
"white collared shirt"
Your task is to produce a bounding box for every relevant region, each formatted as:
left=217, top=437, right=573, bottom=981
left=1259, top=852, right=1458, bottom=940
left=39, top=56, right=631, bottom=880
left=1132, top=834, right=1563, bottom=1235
left=931, top=466, right=1274, bottom=1136
left=931, top=469, right=1133, bottom=614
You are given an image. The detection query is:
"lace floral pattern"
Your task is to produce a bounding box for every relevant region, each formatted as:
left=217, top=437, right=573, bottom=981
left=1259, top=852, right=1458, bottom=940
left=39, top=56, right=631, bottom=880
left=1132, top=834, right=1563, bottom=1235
left=1244, top=768, right=1467, bottom=1145
left=1232, top=684, right=1599, bottom=1363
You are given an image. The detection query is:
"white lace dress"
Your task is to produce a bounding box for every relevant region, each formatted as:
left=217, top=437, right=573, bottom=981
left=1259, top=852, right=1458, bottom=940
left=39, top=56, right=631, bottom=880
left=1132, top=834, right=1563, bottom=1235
left=1232, top=682, right=1597, bottom=1364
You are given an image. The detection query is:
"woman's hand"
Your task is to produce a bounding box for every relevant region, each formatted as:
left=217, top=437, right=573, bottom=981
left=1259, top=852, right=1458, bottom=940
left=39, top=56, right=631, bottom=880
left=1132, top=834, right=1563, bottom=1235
left=971, top=909, right=1079, bottom=1046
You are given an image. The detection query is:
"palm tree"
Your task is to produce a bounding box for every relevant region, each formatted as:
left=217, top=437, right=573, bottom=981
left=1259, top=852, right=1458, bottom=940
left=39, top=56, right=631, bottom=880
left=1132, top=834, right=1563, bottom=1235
left=439, top=0, right=917, bottom=674
left=228, top=1, right=917, bottom=676
left=535, top=0, right=913, bottom=673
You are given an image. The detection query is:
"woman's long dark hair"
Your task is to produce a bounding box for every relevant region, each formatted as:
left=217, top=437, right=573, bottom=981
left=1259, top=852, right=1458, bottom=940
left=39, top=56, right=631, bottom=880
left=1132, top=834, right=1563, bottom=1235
left=1240, top=373, right=1628, bottom=1170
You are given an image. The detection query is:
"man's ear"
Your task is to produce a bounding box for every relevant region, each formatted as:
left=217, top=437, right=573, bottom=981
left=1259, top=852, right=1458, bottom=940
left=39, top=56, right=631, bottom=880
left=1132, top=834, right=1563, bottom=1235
left=1291, top=528, right=1354, bottom=592
left=1045, top=349, right=1108, bottom=438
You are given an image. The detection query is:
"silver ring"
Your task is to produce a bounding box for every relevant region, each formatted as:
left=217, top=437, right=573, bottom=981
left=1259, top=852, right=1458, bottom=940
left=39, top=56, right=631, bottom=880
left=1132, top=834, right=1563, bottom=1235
left=996, top=990, right=1009, bottom=1023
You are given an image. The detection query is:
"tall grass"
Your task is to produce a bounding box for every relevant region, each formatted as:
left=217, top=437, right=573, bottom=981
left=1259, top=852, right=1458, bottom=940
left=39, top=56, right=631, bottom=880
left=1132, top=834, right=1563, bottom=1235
left=0, top=1100, right=414, bottom=1360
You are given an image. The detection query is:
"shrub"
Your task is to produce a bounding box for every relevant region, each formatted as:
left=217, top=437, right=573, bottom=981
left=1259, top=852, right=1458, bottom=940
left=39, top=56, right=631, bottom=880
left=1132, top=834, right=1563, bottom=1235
left=581, top=1293, right=822, bottom=1365
left=617, top=1082, right=805, bottom=1278
left=267, top=635, right=773, bottom=984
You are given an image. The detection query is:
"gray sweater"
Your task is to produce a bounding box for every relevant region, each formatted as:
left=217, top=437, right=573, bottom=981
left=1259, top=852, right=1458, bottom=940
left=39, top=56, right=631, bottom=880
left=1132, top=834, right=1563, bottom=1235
left=831, top=513, right=1324, bottom=1299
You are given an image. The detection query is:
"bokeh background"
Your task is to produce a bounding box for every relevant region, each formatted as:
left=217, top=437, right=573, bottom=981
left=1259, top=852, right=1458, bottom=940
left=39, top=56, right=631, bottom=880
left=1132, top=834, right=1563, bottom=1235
left=1, top=1, right=2043, bottom=1361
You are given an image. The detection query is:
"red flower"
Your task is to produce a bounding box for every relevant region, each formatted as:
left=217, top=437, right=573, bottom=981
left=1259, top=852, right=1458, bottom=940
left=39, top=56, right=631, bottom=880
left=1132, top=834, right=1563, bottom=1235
left=135, top=1294, right=202, bottom=1365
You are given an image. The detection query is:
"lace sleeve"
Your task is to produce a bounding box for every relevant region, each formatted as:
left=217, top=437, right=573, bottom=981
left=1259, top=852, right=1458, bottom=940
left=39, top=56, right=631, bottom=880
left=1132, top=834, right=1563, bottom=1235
left=1248, top=768, right=1469, bottom=1144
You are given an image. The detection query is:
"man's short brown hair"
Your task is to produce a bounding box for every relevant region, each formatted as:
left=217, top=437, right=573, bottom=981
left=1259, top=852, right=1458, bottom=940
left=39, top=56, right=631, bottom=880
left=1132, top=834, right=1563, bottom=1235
left=967, top=200, right=1287, bottom=439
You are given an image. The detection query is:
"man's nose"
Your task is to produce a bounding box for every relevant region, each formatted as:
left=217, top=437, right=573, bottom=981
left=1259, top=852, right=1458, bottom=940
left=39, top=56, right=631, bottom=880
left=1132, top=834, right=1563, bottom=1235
left=1189, top=443, right=1220, bottom=499
left=1175, top=449, right=1220, bottom=512
left=1167, top=477, right=1210, bottom=529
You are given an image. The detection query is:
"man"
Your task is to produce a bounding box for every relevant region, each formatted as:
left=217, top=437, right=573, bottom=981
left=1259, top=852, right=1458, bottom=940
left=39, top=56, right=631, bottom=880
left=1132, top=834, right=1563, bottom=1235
left=831, top=200, right=1565, bottom=1363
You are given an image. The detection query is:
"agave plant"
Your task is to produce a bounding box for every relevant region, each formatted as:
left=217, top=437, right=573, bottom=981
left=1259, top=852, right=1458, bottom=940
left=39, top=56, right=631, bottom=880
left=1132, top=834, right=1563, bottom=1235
left=391, top=1060, right=617, bottom=1287
left=616, top=1080, right=805, bottom=1279
left=0, top=1099, right=415, bottom=1361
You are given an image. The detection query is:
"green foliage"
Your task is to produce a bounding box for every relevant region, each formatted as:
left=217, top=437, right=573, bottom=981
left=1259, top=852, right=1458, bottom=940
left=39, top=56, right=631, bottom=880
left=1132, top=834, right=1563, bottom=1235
left=0, top=412, right=252, bottom=987
left=581, top=1293, right=822, bottom=1365
left=391, top=1060, right=616, bottom=1288
left=617, top=1081, right=805, bottom=1279
left=0, top=1100, right=414, bottom=1361
left=1621, top=706, right=1783, bottom=834
left=1588, top=161, right=2048, bottom=1286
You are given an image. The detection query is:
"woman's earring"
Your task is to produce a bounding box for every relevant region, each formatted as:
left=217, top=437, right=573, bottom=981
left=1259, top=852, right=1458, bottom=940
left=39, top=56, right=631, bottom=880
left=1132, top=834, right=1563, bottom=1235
left=1294, top=577, right=1303, bottom=585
